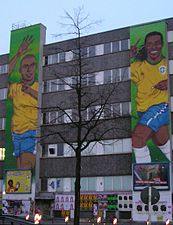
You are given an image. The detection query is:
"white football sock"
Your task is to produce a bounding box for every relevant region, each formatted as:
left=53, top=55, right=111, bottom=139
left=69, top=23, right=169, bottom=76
left=133, top=146, right=151, bottom=163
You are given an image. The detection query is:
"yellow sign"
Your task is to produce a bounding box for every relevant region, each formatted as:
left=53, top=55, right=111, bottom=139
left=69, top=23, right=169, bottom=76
left=5, top=169, right=32, bottom=193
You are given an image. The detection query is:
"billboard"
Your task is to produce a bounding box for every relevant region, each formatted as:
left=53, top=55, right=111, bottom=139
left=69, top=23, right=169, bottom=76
left=130, top=21, right=170, bottom=164
left=5, top=169, right=32, bottom=194
left=133, top=163, right=170, bottom=190
left=130, top=21, right=172, bottom=222
left=3, top=24, right=46, bottom=204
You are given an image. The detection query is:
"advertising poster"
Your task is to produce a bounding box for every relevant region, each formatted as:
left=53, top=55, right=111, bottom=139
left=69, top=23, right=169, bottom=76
left=55, top=194, right=75, bottom=211
left=5, top=169, right=32, bottom=194
left=130, top=21, right=172, bottom=221
left=2, top=199, right=31, bottom=216
left=3, top=24, right=46, bottom=205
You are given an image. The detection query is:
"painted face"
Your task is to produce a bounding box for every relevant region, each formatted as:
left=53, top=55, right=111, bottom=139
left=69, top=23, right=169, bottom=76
left=145, top=35, right=163, bottom=63
left=20, top=56, right=36, bottom=85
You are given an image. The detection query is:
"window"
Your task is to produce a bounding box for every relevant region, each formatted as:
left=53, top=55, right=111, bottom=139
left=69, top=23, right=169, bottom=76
left=122, top=176, right=132, bottom=190
left=48, top=144, right=57, bottom=157
left=104, top=70, right=111, bottom=84
left=73, top=49, right=79, bottom=60
left=57, top=143, right=64, bottom=156
left=59, top=52, right=65, bottom=63
left=120, top=39, right=128, bottom=51
left=112, top=68, right=120, bottom=82
left=57, top=79, right=65, bottom=91
left=121, top=67, right=130, bottom=81
left=81, top=47, right=88, bottom=58
left=48, top=54, right=58, bottom=65
left=95, top=44, right=104, bottom=56
left=112, top=103, right=121, bottom=117
left=88, top=73, right=95, bottom=86
left=0, top=88, right=7, bottom=100
left=0, top=118, right=5, bottom=130
left=64, top=109, right=72, bottom=123
left=113, top=176, right=122, bottom=191
left=122, top=102, right=130, bottom=116
left=95, top=71, right=104, bottom=85
left=0, top=64, right=8, bottom=74
left=104, top=43, right=111, bottom=54
left=104, top=176, right=113, bottom=191
left=49, top=111, right=57, bottom=124
left=65, top=51, right=73, bottom=62
left=88, top=46, right=95, bottom=57
left=57, top=178, right=63, bottom=192
left=0, top=148, right=5, bottom=160
left=50, top=79, right=58, bottom=92
left=104, top=104, right=112, bottom=119
left=112, top=41, right=119, bottom=52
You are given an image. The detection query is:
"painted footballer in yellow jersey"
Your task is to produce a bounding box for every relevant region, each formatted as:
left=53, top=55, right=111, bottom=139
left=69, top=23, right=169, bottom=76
left=130, top=31, right=170, bottom=163
left=9, top=36, right=38, bottom=169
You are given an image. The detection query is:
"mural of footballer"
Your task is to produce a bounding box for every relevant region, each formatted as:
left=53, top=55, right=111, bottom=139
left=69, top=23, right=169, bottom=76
left=8, top=36, right=38, bottom=169
left=130, top=31, right=170, bottom=163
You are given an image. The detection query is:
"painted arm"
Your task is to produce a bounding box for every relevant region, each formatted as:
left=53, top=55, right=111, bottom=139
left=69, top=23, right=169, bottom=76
left=9, top=36, right=33, bottom=74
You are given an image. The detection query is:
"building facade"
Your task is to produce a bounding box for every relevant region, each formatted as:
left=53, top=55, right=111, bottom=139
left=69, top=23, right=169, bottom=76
left=0, top=17, right=173, bottom=221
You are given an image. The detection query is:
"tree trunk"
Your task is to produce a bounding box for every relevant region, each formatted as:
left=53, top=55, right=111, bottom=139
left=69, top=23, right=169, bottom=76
left=74, top=150, right=81, bottom=225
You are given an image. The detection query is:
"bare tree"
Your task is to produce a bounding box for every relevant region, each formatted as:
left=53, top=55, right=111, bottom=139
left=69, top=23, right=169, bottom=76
left=41, top=7, right=129, bottom=225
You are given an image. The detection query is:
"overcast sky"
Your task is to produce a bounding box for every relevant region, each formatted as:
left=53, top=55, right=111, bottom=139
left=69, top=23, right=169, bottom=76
left=1, top=0, right=173, bottom=55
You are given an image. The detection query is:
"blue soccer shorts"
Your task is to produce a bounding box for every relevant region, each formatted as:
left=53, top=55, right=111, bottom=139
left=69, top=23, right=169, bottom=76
left=138, top=103, right=169, bottom=132
left=12, top=130, right=36, bottom=157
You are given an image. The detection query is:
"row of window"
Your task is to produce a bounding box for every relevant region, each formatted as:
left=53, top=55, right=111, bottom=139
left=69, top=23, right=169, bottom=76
left=47, top=175, right=132, bottom=192
left=45, top=39, right=130, bottom=65
left=44, top=67, right=130, bottom=93
left=43, top=102, right=131, bottom=125
left=42, top=138, right=132, bottom=158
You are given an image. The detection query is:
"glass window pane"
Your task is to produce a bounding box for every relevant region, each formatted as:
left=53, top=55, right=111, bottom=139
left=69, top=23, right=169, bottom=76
left=88, top=73, right=95, bottom=86
left=58, top=79, right=65, bottom=91
left=50, top=80, right=58, bottom=92
left=104, top=43, right=111, bottom=54
left=50, top=111, right=57, bottom=124
left=71, top=178, right=75, bottom=192
left=57, top=143, right=64, bottom=156
left=112, top=69, right=120, bottom=82
left=112, top=103, right=120, bottom=117
left=122, top=176, right=132, bottom=190
left=122, top=102, right=130, bottom=116
left=81, top=47, right=88, bottom=58
left=89, top=46, right=95, bottom=57
left=104, top=176, right=113, bottom=191
left=81, top=74, right=87, bottom=87
left=57, top=178, right=64, bottom=192
left=73, top=49, right=79, bottom=60
left=113, top=176, right=121, bottom=191
left=81, top=178, right=87, bottom=191
left=104, top=70, right=111, bottom=84
left=103, top=140, right=114, bottom=154
left=121, top=67, right=130, bottom=81
left=0, top=118, right=3, bottom=130
left=58, top=111, right=64, bottom=123
left=88, top=177, right=96, bottom=191
left=104, top=104, right=112, bottom=119
left=59, top=52, right=65, bottom=63
left=121, top=39, right=128, bottom=51
left=112, top=41, right=119, bottom=52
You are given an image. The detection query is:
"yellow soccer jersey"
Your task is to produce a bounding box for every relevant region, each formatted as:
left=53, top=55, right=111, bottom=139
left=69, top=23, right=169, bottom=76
left=8, top=82, right=38, bottom=134
left=131, top=58, right=168, bottom=112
